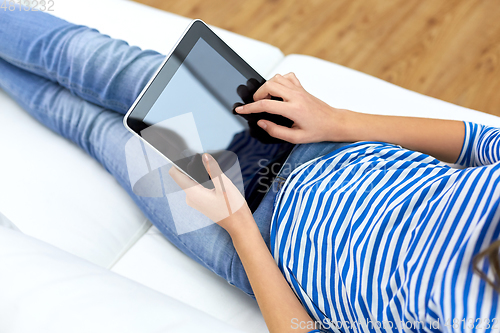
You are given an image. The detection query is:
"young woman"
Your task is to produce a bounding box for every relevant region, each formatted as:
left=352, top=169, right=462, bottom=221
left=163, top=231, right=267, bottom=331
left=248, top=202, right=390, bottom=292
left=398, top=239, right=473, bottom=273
left=1, top=8, right=499, bottom=333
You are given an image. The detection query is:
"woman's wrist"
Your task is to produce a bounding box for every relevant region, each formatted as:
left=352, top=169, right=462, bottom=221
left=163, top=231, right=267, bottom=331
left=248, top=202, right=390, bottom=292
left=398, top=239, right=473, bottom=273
left=229, top=220, right=262, bottom=249
left=324, top=107, right=363, bottom=143
left=218, top=204, right=258, bottom=240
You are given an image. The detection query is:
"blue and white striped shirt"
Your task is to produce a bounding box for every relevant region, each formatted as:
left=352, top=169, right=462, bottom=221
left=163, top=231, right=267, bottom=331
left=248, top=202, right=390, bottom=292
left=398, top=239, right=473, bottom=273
left=271, top=122, right=500, bottom=332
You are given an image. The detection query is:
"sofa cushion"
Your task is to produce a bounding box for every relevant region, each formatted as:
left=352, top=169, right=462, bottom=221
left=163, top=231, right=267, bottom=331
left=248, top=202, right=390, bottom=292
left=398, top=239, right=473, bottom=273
left=270, top=55, right=500, bottom=127
left=0, top=212, right=19, bottom=231
left=111, top=226, right=268, bottom=333
left=0, top=226, right=243, bottom=333
left=0, top=90, right=151, bottom=268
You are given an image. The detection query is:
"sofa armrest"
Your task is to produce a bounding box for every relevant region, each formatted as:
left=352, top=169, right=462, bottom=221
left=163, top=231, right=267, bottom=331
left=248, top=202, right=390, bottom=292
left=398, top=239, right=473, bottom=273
left=0, top=227, right=243, bottom=333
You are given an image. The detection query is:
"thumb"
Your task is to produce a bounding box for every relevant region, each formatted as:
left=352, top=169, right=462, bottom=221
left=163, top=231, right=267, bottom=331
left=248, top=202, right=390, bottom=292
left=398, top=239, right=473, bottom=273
left=169, top=166, right=198, bottom=191
left=202, top=154, right=226, bottom=193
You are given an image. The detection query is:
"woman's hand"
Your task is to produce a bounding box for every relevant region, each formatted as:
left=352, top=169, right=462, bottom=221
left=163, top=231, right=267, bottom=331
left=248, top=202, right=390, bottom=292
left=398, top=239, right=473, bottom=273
left=171, top=153, right=315, bottom=332
left=235, top=73, right=353, bottom=144
left=168, top=153, right=253, bottom=235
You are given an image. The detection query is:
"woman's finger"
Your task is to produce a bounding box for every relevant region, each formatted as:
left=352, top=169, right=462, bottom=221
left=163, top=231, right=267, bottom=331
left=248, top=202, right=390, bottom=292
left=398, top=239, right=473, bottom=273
left=253, top=80, right=291, bottom=101
left=202, top=154, right=225, bottom=193
left=257, top=120, right=299, bottom=143
left=283, top=72, right=302, bottom=88
left=203, top=154, right=234, bottom=215
left=270, top=73, right=296, bottom=89
left=168, top=166, right=199, bottom=191
left=235, top=99, right=291, bottom=117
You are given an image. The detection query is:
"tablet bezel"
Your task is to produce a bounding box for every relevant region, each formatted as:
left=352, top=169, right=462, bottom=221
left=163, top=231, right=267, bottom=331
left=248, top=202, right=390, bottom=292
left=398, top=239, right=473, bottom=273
left=122, top=20, right=294, bottom=212
left=123, top=19, right=266, bottom=135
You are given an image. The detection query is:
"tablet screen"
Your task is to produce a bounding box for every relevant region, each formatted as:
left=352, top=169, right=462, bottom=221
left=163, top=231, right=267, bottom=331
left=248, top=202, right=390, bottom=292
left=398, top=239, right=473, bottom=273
left=143, top=37, right=248, bottom=155
left=125, top=20, right=293, bottom=204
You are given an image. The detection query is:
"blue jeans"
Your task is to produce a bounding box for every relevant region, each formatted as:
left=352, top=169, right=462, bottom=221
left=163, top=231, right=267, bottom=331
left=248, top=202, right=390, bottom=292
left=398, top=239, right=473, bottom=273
left=0, top=9, right=349, bottom=296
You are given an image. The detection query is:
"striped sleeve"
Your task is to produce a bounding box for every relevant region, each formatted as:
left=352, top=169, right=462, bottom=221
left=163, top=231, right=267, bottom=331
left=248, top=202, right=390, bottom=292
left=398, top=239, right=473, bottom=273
left=456, top=122, right=500, bottom=167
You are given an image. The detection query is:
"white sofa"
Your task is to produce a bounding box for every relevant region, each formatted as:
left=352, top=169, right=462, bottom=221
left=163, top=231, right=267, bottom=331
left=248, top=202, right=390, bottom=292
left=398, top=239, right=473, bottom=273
left=1, top=0, right=500, bottom=332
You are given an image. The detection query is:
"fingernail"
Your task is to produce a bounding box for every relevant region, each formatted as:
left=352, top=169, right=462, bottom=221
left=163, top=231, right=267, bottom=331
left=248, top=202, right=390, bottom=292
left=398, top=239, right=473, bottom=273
left=235, top=106, right=242, bottom=112
left=258, top=121, right=267, bottom=129
left=203, top=153, right=210, bottom=162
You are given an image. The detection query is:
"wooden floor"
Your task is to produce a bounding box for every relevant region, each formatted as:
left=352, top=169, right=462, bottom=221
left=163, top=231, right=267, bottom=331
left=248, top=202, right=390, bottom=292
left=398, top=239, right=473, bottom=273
left=134, top=0, right=500, bottom=116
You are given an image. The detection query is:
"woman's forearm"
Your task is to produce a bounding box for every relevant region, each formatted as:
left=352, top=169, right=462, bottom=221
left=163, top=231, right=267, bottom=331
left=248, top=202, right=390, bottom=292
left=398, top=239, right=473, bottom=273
left=339, top=112, right=465, bottom=163
left=227, top=215, right=314, bottom=333
left=236, top=73, right=466, bottom=161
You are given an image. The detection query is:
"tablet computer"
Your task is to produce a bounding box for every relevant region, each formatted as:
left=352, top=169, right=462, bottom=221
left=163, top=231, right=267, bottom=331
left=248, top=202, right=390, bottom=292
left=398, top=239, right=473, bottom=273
left=123, top=20, right=294, bottom=211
